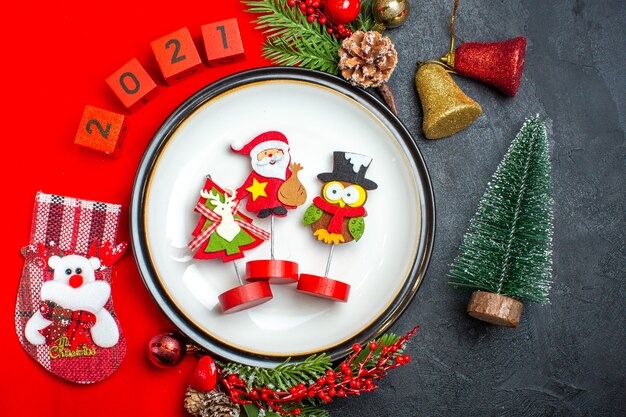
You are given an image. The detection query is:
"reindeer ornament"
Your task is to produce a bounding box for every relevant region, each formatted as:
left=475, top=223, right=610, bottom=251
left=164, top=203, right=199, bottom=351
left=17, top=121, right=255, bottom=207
left=201, top=187, right=241, bottom=242
left=189, top=177, right=273, bottom=313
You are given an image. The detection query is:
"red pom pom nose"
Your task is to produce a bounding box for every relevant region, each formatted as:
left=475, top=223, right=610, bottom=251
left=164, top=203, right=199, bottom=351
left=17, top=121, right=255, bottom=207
left=69, top=274, right=83, bottom=288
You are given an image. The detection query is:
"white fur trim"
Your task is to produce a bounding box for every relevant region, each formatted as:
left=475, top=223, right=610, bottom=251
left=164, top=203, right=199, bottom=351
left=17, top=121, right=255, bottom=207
left=48, top=255, right=61, bottom=269
left=91, top=310, right=120, bottom=347
left=231, top=139, right=245, bottom=151
left=41, top=280, right=111, bottom=312
left=25, top=312, right=50, bottom=345
left=250, top=140, right=290, bottom=159
left=89, top=257, right=101, bottom=270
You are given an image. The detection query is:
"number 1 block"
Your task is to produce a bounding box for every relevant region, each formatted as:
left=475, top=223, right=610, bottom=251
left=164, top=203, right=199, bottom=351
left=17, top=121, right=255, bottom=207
left=151, top=27, right=203, bottom=85
left=201, top=18, right=245, bottom=67
left=74, top=106, right=126, bottom=157
left=106, top=58, right=159, bottom=112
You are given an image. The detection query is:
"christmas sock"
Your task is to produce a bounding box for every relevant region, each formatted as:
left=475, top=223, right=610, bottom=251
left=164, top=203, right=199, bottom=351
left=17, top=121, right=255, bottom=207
left=15, top=192, right=127, bottom=384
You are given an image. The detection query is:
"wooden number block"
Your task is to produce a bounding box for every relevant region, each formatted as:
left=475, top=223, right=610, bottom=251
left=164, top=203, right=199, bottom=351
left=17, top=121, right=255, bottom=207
left=151, top=27, right=203, bottom=85
left=201, top=18, right=245, bottom=67
left=74, top=106, right=126, bottom=157
left=106, top=58, right=159, bottom=112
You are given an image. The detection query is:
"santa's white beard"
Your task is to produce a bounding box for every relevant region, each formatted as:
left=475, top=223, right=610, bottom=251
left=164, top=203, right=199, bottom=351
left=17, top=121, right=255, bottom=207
left=252, top=154, right=289, bottom=179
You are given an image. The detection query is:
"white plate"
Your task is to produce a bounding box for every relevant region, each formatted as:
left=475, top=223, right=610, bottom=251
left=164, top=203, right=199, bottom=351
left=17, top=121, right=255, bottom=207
left=131, top=68, right=435, bottom=367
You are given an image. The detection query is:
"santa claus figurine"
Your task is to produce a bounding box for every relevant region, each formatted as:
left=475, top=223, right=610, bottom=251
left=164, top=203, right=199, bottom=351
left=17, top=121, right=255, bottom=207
left=231, top=131, right=307, bottom=284
left=231, top=131, right=306, bottom=218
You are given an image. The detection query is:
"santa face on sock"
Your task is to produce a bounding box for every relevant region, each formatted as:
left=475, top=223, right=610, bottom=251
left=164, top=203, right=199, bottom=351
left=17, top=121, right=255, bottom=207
left=231, top=131, right=294, bottom=218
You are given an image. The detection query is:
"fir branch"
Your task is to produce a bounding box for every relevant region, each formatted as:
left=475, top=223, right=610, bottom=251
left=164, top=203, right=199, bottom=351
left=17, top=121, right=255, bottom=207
left=263, top=36, right=340, bottom=74
left=352, top=0, right=376, bottom=32
left=218, top=328, right=418, bottom=416
left=293, top=404, right=330, bottom=417
left=220, top=353, right=332, bottom=391
left=449, top=116, right=553, bottom=303
left=244, top=403, right=329, bottom=417
left=243, top=0, right=342, bottom=72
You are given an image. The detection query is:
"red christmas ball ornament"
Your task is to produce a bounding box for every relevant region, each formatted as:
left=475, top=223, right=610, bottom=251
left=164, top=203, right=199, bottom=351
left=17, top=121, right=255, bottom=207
left=452, top=36, right=527, bottom=97
left=188, top=355, right=218, bottom=392
left=147, top=330, right=188, bottom=368
left=322, top=0, right=361, bottom=25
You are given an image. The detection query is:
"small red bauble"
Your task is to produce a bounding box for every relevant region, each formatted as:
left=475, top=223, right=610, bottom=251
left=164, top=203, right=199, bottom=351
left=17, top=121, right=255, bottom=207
left=322, top=0, right=361, bottom=25
left=147, top=330, right=188, bottom=368
left=188, top=355, right=218, bottom=392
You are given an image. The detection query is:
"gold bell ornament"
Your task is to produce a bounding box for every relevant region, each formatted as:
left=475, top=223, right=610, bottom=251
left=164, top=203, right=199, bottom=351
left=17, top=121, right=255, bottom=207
left=415, top=62, right=482, bottom=140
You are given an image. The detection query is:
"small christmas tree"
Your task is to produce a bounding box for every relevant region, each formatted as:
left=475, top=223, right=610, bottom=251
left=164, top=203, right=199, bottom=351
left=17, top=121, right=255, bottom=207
left=449, top=116, right=553, bottom=327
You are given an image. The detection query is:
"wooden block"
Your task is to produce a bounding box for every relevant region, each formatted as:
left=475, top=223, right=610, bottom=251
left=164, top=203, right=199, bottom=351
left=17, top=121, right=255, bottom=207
left=74, top=105, right=126, bottom=157
left=466, top=291, right=523, bottom=327
left=106, top=58, right=159, bottom=112
left=150, top=27, right=203, bottom=85
left=201, top=18, right=245, bottom=67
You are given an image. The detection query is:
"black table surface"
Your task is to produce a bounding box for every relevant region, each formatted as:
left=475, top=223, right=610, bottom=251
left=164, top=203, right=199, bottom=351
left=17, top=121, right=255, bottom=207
left=328, top=0, right=626, bottom=415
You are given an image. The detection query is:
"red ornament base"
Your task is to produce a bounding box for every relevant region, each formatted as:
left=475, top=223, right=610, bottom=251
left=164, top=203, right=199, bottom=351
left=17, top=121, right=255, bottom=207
left=245, top=259, right=299, bottom=285
left=296, top=273, right=350, bottom=302
left=218, top=281, right=273, bottom=313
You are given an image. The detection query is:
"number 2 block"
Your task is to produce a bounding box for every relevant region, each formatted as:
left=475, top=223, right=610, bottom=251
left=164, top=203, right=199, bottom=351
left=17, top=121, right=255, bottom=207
left=151, top=27, right=203, bottom=85
left=201, top=18, right=245, bottom=67
left=74, top=106, right=126, bottom=157
left=106, top=58, right=159, bottom=112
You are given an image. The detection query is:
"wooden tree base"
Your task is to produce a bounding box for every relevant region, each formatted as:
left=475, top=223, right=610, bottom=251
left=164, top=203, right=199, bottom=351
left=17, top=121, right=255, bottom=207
left=466, top=291, right=523, bottom=327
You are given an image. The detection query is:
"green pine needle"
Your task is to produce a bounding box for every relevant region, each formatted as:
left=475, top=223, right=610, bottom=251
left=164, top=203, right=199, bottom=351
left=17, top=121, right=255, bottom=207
left=352, top=0, right=377, bottom=32
left=243, top=0, right=342, bottom=73
left=244, top=403, right=329, bottom=417
left=220, top=330, right=407, bottom=416
left=449, top=116, right=554, bottom=303
left=263, top=36, right=340, bottom=74
left=220, top=353, right=332, bottom=391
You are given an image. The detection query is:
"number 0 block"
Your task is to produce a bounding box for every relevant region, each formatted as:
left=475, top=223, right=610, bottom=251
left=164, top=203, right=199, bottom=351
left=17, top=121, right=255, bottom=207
left=201, top=18, right=245, bottom=67
left=106, top=58, right=159, bottom=112
left=151, top=27, right=203, bottom=85
left=74, top=106, right=126, bottom=157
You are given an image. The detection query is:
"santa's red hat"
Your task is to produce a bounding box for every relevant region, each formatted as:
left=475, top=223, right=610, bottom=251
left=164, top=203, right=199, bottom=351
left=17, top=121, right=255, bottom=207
left=231, top=131, right=290, bottom=157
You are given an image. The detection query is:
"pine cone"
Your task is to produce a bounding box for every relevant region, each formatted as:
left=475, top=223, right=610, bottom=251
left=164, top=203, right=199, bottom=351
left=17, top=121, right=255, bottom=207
left=184, top=386, right=240, bottom=417
left=338, top=31, right=398, bottom=88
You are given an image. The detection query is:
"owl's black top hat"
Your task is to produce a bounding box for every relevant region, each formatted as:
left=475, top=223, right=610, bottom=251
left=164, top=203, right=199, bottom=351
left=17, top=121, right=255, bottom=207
left=317, top=151, right=378, bottom=190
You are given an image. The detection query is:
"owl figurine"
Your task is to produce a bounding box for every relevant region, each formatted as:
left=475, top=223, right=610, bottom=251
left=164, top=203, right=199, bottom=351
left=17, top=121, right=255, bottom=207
left=304, top=151, right=378, bottom=245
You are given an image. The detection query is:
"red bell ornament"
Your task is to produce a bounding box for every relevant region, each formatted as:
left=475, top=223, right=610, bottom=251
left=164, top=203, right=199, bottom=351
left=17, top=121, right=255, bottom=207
left=445, top=36, right=527, bottom=97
